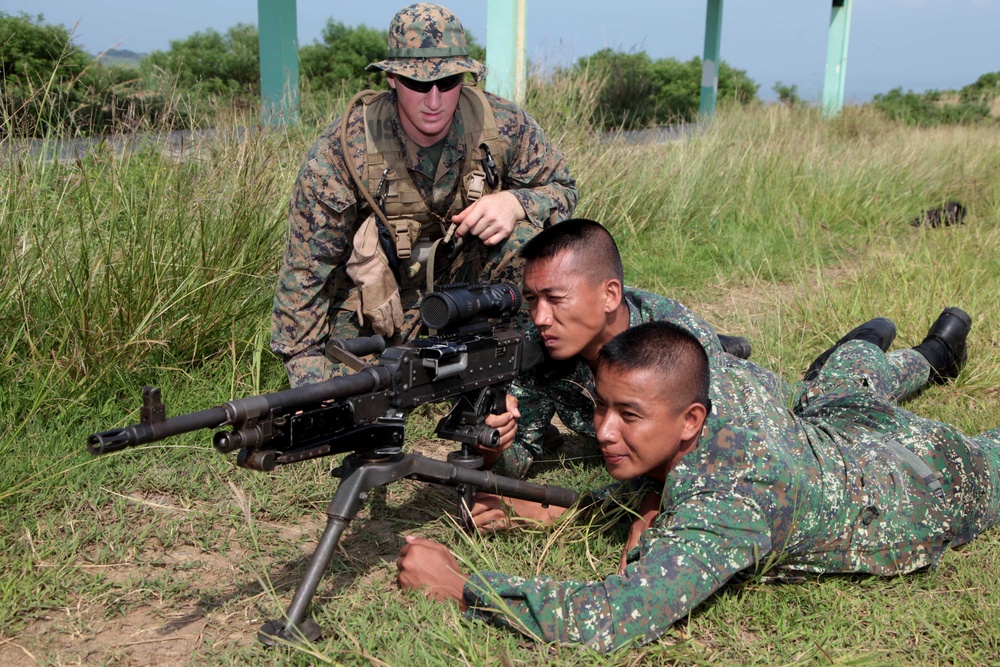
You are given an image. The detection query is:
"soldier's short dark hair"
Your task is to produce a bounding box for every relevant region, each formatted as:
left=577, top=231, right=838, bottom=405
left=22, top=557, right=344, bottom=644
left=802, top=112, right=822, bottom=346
left=598, top=321, right=711, bottom=412
left=519, top=218, right=624, bottom=285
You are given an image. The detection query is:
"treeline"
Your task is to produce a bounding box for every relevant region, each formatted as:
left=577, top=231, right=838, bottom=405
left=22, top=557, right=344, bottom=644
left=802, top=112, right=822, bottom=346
left=3, top=11, right=998, bottom=138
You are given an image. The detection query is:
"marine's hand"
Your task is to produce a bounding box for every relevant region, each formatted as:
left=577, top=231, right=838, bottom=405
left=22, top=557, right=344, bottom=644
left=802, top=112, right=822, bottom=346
left=479, top=395, right=520, bottom=467
left=452, top=191, right=525, bottom=246
left=619, top=491, right=661, bottom=574
left=470, top=492, right=565, bottom=531
left=397, top=536, right=468, bottom=608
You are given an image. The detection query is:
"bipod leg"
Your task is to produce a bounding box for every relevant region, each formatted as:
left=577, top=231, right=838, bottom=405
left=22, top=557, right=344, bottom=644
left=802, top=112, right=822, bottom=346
left=258, top=451, right=403, bottom=647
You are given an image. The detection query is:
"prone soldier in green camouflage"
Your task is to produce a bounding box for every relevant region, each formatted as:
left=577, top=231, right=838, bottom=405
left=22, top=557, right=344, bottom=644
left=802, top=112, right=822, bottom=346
left=271, top=3, right=577, bottom=386
left=480, top=219, right=754, bottom=478
left=397, top=308, right=1000, bottom=653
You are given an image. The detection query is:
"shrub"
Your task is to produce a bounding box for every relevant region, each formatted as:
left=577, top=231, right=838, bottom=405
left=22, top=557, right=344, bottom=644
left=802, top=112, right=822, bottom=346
left=872, top=87, right=991, bottom=126
left=572, top=49, right=759, bottom=130
left=141, top=23, right=260, bottom=98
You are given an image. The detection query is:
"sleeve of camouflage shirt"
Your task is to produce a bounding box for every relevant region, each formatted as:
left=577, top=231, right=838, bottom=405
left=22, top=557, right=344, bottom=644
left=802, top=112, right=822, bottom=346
left=487, top=371, right=559, bottom=478
left=487, top=92, right=577, bottom=227
left=270, top=114, right=362, bottom=387
left=461, top=487, right=772, bottom=652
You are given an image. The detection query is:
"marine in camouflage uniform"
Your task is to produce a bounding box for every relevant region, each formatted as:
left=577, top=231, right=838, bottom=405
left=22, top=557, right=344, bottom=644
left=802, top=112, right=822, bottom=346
left=492, top=287, right=727, bottom=478
left=460, top=316, right=1000, bottom=653
left=270, top=3, right=577, bottom=386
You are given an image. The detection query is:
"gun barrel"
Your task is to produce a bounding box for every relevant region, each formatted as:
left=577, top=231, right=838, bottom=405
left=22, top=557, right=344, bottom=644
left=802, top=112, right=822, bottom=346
left=88, top=405, right=230, bottom=454
left=87, top=366, right=393, bottom=456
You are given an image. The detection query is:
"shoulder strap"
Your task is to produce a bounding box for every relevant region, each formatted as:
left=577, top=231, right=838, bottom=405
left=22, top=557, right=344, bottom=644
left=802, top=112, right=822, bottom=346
left=456, top=84, right=505, bottom=206
left=340, top=89, right=394, bottom=230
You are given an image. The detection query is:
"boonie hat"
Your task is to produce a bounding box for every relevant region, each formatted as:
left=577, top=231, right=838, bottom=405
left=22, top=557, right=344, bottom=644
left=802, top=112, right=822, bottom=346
left=366, top=3, right=488, bottom=82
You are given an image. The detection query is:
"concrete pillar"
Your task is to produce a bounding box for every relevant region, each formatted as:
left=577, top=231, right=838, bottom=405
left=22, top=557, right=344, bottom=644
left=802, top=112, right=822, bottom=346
left=821, top=0, right=853, bottom=118
left=485, top=0, right=527, bottom=104
left=700, top=0, right=724, bottom=118
left=258, top=0, right=300, bottom=125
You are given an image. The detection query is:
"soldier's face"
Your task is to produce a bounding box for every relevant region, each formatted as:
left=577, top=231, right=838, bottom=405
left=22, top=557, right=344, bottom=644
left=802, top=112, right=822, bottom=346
left=523, top=251, right=619, bottom=362
left=388, top=74, right=463, bottom=147
left=593, top=365, right=704, bottom=482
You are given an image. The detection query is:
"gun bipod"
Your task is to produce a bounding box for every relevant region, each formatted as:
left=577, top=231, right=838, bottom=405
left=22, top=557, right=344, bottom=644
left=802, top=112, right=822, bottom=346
left=257, top=448, right=579, bottom=647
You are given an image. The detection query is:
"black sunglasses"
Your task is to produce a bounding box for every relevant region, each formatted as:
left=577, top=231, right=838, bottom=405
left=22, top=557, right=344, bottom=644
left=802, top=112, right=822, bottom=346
left=394, top=73, right=464, bottom=93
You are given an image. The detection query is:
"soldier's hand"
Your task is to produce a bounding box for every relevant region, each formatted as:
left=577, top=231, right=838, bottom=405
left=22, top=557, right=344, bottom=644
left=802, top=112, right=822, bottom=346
left=479, top=395, right=520, bottom=467
left=619, top=491, right=661, bottom=574
left=397, top=536, right=469, bottom=608
left=452, top=191, right=525, bottom=246
left=470, top=492, right=565, bottom=531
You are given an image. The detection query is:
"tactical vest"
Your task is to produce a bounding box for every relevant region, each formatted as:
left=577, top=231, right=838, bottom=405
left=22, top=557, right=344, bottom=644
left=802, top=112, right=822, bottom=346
left=356, top=85, right=505, bottom=285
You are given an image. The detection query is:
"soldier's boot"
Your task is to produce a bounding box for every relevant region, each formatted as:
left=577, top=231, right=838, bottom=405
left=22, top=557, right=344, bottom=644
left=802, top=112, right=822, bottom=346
left=804, top=317, right=897, bottom=381
left=718, top=334, right=752, bottom=360
left=912, top=307, right=972, bottom=383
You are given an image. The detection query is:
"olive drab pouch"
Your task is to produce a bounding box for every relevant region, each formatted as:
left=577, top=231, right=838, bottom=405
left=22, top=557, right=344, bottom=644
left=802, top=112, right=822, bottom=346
left=346, top=214, right=404, bottom=337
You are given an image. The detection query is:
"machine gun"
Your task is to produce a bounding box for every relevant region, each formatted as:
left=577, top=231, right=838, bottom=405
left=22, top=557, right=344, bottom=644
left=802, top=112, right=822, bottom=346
left=87, top=283, right=579, bottom=646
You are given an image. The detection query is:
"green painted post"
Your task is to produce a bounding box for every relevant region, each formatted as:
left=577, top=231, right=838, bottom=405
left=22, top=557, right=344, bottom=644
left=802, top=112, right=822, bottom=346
left=258, top=0, right=299, bottom=125
left=486, top=0, right=527, bottom=104
left=822, top=0, right=853, bottom=118
left=700, top=0, right=724, bottom=118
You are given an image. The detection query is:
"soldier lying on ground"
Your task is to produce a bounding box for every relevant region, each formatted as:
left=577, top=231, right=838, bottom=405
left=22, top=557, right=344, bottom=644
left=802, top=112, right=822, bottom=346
left=397, top=309, right=999, bottom=652
left=271, top=3, right=577, bottom=387
left=481, top=218, right=754, bottom=478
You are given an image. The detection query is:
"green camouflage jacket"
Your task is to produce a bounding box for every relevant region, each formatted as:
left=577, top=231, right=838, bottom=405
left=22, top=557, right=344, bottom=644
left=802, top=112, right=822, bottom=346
left=463, top=337, right=1000, bottom=652
left=271, top=88, right=577, bottom=385
left=492, top=287, right=726, bottom=478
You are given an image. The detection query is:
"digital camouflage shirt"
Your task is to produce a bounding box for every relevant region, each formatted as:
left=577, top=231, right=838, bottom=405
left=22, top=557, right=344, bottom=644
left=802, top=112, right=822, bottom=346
left=271, top=88, right=577, bottom=386
left=463, top=336, right=1000, bottom=652
left=491, top=287, right=727, bottom=478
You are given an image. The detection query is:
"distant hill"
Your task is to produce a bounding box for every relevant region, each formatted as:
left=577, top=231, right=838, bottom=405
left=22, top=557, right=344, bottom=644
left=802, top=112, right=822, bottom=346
left=94, top=48, right=147, bottom=68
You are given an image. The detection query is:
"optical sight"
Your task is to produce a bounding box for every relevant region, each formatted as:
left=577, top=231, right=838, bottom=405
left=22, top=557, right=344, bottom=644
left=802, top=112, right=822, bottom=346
left=419, top=283, right=521, bottom=332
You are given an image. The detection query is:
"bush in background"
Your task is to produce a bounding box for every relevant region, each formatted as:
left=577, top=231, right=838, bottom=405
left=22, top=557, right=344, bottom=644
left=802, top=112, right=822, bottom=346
left=572, top=49, right=759, bottom=130
left=0, top=12, right=180, bottom=137
left=872, top=85, right=996, bottom=127
left=141, top=23, right=260, bottom=98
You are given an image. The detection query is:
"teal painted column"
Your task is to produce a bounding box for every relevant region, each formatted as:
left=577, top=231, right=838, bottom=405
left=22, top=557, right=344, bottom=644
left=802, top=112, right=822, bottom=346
left=485, top=0, right=527, bottom=104
left=699, top=0, right=724, bottom=118
left=258, top=0, right=299, bottom=125
left=821, top=0, right=853, bottom=118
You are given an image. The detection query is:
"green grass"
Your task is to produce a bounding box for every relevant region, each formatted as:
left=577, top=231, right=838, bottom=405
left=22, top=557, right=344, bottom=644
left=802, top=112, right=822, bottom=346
left=2, top=80, right=1000, bottom=665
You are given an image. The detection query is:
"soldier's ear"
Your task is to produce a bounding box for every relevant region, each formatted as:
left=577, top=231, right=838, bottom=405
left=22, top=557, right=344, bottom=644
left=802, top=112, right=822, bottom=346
left=680, top=402, right=707, bottom=441
left=602, top=278, right=622, bottom=314
left=387, top=74, right=397, bottom=90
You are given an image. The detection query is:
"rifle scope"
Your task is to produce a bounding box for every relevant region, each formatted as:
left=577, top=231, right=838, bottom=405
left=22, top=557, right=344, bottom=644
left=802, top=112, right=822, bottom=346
left=419, top=283, right=521, bottom=331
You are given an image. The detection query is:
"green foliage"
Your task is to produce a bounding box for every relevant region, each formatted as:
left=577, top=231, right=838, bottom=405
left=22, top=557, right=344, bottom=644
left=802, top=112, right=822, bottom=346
left=573, top=49, right=759, bottom=130
left=872, top=86, right=993, bottom=126
left=0, top=12, right=178, bottom=137
left=960, top=70, right=1000, bottom=104
left=141, top=23, right=260, bottom=97
left=299, top=20, right=388, bottom=92
left=773, top=81, right=802, bottom=106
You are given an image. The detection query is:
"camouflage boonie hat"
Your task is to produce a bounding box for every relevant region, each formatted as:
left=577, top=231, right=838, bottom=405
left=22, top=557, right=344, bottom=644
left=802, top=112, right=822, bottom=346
left=366, top=3, right=488, bottom=82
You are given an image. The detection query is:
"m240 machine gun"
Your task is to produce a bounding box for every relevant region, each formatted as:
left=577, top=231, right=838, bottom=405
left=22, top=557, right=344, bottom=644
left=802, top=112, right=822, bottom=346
left=88, top=283, right=579, bottom=646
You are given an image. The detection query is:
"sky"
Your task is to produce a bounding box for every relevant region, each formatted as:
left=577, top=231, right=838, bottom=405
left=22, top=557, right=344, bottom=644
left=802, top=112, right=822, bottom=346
left=11, top=0, right=1000, bottom=102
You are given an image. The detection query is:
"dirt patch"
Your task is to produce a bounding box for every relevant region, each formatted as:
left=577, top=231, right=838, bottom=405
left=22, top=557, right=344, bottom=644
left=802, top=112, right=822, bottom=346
left=1, top=604, right=255, bottom=667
